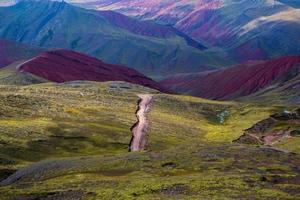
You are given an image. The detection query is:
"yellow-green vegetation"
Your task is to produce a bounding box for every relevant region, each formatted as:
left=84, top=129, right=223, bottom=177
left=275, top=137, right=300, bottom=153
left=0, top=81, right=299, bottom=199
left=0, top=61, right=47, bottom=86
left=1, top=144, right=299, bottom=199
left=149, top=94, right=276, bottom=144
left=0, top=82, right=157, bottom=166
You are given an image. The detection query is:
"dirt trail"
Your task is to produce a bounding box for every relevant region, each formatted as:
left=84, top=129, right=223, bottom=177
left=16, top=58, right=35, bottom=71
left=130, top=94, right=153, bottom=152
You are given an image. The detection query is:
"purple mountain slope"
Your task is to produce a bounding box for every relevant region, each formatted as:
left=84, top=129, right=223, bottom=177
left=98, top=10, right=206, bottom=50
left=79, top=0, right=300, bottom=62
left=0, top=39, right=42, bottom=68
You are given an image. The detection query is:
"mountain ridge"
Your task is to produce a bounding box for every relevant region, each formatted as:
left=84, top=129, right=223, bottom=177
left=82, top=0, right=300, bottom=62
left=161, top=56, right=300, bottom=100
left=17, top=49, right=170, bottom=92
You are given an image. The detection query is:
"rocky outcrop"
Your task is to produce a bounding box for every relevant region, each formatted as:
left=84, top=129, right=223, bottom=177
left=235, top=109, right=300, bottom=146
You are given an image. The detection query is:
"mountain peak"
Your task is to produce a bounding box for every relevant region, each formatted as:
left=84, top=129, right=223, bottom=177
left=7, top=0, right=68, bottom=7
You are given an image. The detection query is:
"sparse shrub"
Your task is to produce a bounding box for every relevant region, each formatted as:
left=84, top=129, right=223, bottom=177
left=217, top=110, right=230, bottom=124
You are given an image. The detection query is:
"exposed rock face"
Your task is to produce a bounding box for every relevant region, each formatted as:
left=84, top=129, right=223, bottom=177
left=161, top=56, right=300, bottom=100
left=234, top=134, right=263, bottom=145
left=271, top=110, right=300, bottom=120
left=245, top=118, right=278, bottom=135
left=235, top=109, right=300, bottom=146
left=18, top=50, right=169, bottom=92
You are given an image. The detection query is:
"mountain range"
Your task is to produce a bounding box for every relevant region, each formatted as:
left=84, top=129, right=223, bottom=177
left=74, top=0, right=300, bottom=62
left=0, top=0, right=224, bottom=77
left=2, top=0, right=299, bottom=77
left=0, top=1, right=300, bottom=199
left=0, top=0, right=299, bottom=99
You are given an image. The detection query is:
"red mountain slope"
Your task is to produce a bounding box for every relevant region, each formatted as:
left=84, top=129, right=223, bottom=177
left=18, top=49, right=168, bottom=92
left=161, top=56, right=300, bottom=100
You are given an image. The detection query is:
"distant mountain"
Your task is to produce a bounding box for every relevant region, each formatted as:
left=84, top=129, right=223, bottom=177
left=2, top=0, right=299, bottom=76
left=277, top=0, right=300, bottom=8
left=0, top=0, right=17, bottom=6
left=17, top=49, right=169, bottom=92
left=96, top=10, right=206, bottom=51
left=0, top=0, right=221, bottom=77
left=0, top=39, right=41, bottom=68
left=88, top=0, right=300, bottom=62
left=242, top=71, right=300, bottom=105
left=161, top=56, right=300, bottom=100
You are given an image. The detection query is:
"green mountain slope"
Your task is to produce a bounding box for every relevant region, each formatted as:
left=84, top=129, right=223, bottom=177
left=0, top=61, right=47, bottom=85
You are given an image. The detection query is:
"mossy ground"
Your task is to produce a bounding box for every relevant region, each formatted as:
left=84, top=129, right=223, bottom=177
left=0, top=81, right=299, bottom=199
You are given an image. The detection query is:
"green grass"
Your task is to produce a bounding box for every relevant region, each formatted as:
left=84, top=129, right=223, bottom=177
left=0, top=61, right=47, bottom=85
left=149, top=94, right=275, bottom=144
left=275, top=137, right=300, bottom=153
left=0, top=81, right=299, bottom=199
left=0, top=144, right=299, bottom=199
left=0, top=82, right=154, bottom=167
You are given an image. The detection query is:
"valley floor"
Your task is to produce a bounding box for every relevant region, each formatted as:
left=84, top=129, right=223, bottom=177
left=0, top=81, right=299, bottom=199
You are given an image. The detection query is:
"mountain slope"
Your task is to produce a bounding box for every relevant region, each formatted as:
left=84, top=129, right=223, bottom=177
left=0, top=39, right=41, bottom=68
left=87, top=0, right=300, bottom=62
left=277, top=0, right=300, bottom=8
left=17, top=49, right=168, bottom=92
left=0, top=61, right=47, bottom=85
left=0, top=78, right=299, bottom=199
left=161, top=56, right=300, bottom=100
left=242, top=73, right=300, bottom=105
left=0, top=0, right=17, bottom=6
left=96, top=10, right=206, bottom=50
left=0, top=0, right=220, bottom=76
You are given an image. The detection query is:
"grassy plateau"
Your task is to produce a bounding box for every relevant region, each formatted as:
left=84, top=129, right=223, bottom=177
left=0, top=81, right=299, bottom=199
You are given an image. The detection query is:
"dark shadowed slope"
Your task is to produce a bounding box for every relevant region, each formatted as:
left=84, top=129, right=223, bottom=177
left=161, top=56, right=300, bottom=100
left=17, top=49, right=169, bottom=92
left=0, top=39, right=41, bottom=68
left=97, top=10, right=206, bottom=50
